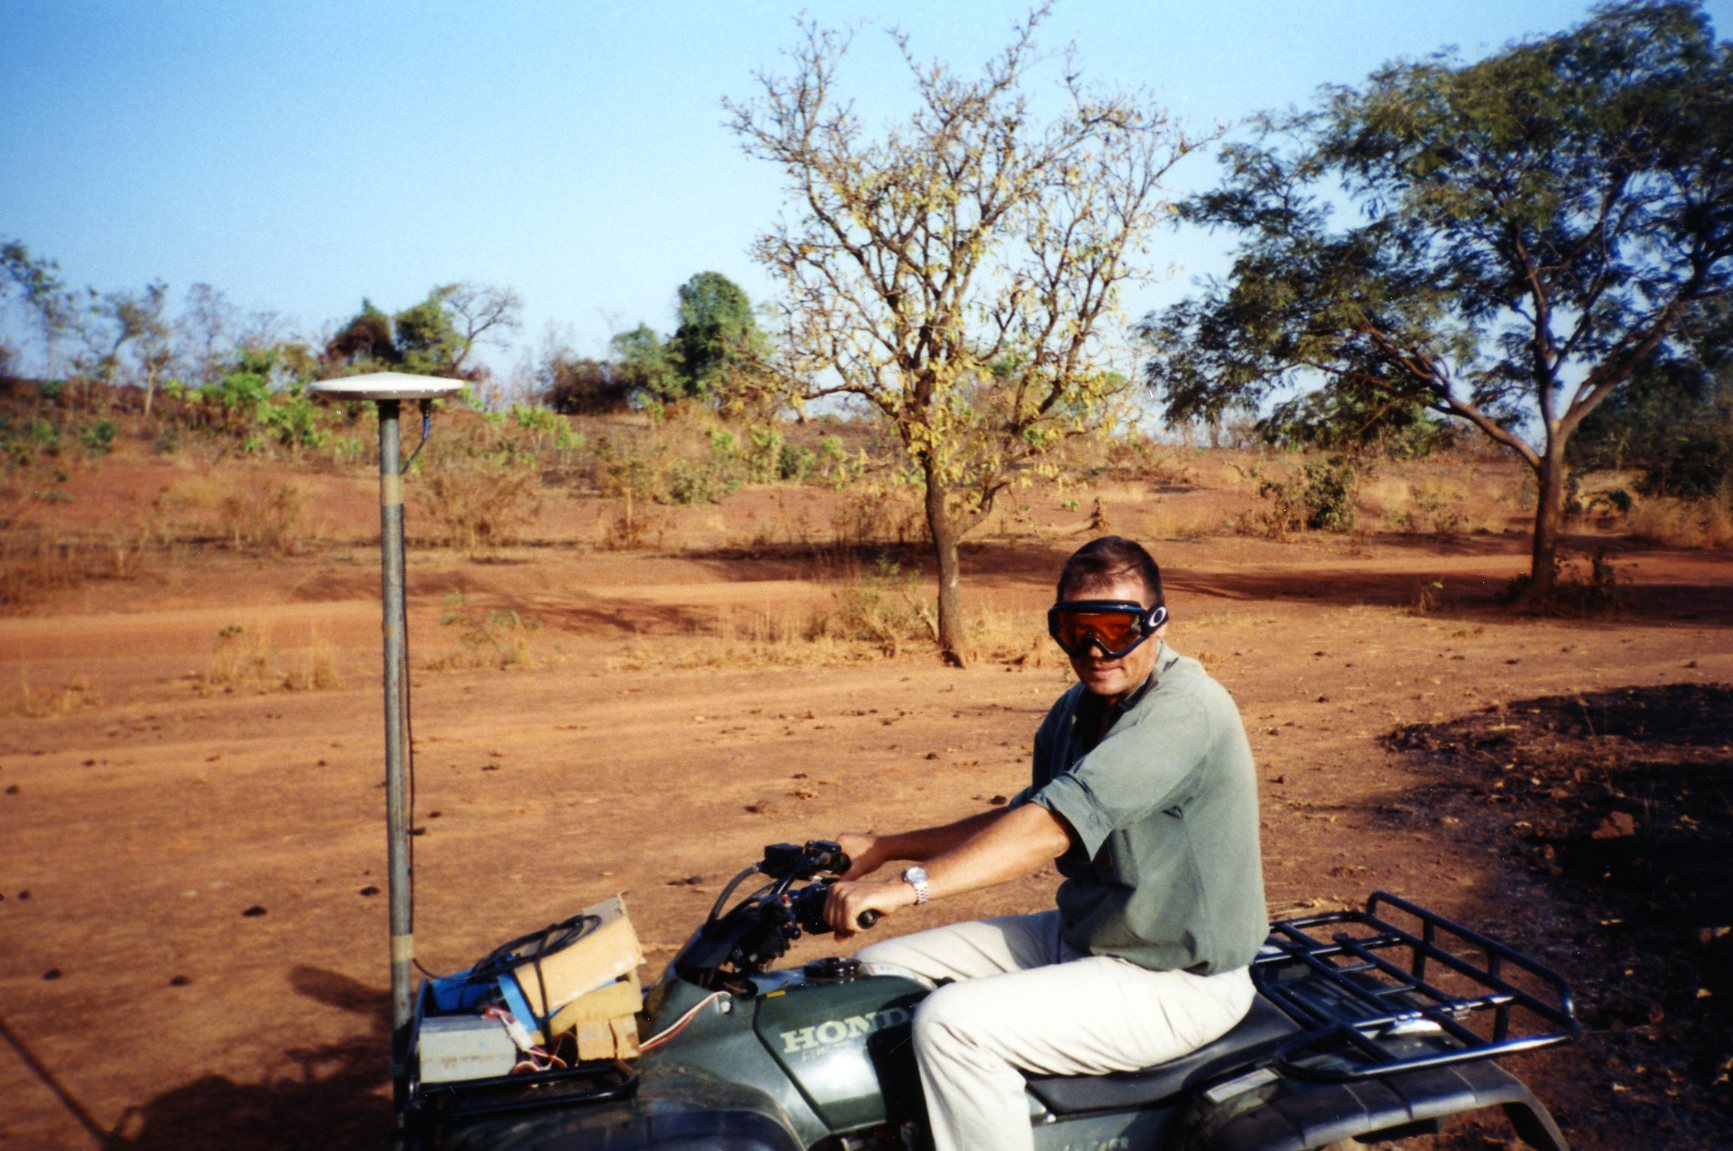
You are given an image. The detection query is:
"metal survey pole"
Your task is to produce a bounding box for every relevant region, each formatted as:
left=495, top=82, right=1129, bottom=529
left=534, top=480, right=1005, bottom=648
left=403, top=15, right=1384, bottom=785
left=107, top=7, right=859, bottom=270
left=309, top=372, right=462, bottom=1117
left=376, top=396, right=414, bottom=1094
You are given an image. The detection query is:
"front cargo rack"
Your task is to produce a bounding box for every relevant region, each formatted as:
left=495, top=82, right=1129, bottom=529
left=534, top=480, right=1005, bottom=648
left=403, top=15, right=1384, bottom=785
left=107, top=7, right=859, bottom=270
left=1253, top=891, right=1580, bottom=1083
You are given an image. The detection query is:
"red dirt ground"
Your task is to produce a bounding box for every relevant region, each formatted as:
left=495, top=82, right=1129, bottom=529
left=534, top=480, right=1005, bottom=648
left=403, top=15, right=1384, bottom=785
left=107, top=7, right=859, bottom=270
left=1, top=457, right=1730, bottom=1150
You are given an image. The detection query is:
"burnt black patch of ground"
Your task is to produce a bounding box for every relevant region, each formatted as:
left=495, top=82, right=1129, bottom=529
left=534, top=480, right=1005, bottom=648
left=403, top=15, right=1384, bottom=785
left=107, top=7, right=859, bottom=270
left=1385, top=683, right=1733, bottom=1150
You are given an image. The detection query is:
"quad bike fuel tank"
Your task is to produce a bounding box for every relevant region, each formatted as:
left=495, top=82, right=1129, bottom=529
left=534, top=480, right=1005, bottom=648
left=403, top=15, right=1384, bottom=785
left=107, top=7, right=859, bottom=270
left=750, top=965, right=927, bottom=1132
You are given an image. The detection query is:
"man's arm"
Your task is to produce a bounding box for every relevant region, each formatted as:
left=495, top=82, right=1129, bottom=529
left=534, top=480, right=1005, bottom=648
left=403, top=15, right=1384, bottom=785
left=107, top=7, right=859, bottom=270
left=826, top=803, right=1072, bottom=936
left=835, top=807, right=1010, bottom=880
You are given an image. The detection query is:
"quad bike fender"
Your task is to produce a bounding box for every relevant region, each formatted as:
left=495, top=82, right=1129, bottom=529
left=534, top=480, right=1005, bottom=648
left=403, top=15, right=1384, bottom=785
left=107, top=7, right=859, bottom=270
left=429, top=1070, right=806, bottom=1151
left=526, top=1104, right=806, bottom=1151
left=1187, top=1059, right=1569, bottom=1151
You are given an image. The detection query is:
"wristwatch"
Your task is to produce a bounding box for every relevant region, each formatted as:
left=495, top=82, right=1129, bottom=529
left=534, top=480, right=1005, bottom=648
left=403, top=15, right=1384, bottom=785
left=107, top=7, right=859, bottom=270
left=901, top=866, right=930, bottom=905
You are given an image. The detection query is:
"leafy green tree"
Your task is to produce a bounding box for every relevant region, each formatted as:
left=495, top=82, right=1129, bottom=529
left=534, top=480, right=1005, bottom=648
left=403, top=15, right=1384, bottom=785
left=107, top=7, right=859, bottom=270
left=325, top=283, right=522, bottom=382
left=609, top=323, right=681, bottom=403
left=1143, top=0, right=1733, bottom=600
left=730, top=6, right=1201, bottom=663
left=542, top=355, right=637, bottom=414
left=325, top=299, right=398, bottom=372
left=1570, top=297, right=1733, bottom=501
left=669, top=271, right=768, bottom=404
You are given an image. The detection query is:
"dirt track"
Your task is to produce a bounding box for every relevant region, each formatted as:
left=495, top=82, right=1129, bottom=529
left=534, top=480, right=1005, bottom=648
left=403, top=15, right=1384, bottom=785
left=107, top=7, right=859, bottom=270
left=2, top=483, right=1731, bottom=1150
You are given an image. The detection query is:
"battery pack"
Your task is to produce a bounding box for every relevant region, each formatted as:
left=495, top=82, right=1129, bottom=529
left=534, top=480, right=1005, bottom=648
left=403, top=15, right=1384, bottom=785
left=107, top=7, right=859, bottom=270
left=418, top=1014, right=519, bottom=1084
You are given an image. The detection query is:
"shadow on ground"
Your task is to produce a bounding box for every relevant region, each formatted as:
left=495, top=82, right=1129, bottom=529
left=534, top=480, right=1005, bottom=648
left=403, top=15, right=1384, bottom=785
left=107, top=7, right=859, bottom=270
left=1384, top=682, right=1733, bottom=1149
left=100, top=967, right=391, bottom=1151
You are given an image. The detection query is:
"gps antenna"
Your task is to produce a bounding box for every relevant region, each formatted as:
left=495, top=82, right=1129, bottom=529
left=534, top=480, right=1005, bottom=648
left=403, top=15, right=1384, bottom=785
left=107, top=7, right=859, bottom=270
left=309, top=372, right=464, bottom=1125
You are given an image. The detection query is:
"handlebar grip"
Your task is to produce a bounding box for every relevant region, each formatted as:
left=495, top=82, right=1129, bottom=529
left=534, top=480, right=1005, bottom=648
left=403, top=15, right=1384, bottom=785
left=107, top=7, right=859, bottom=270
left=857, top=910, right=880, bottom=929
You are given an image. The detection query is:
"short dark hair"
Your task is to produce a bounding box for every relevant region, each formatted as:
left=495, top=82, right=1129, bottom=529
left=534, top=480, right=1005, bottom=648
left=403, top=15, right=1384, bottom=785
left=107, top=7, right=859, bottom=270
left=1056, top=536, right=1164, bottom=608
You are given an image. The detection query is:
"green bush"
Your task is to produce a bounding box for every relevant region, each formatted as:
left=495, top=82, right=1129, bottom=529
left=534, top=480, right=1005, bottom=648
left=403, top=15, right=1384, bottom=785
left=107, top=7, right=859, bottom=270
left=663, top=456, right=741, bottom=505
left=1244, top=456, right=1361, bottom=537
left=778, top=440, right=816, bottom=482
left=78, top=420, right=117, bottom=457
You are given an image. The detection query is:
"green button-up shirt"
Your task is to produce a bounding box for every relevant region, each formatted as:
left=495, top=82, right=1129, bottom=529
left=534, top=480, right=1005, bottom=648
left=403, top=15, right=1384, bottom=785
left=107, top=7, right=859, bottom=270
left=1021, top=643, right=1267, bottom=974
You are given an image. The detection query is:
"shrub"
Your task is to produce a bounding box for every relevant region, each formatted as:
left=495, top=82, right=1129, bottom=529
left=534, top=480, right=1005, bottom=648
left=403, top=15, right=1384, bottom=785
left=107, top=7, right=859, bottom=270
left=815, top=557, right=934, bottom=656
left=417, top=459, right=542, bottom=553
left=663, top=456, right=740, bottom=505
left=1239, top=457, right=1361, bottom=538
left=429, top=591, right=541, bottom=669
left=221, top=480, right=306, bottom=553
left=1388, top=483, right=1465, bottom=541
left=1624, top=497, right=1733, bottom=549
left=1503, top=549, right=1627, bottom=613
left=78, top=420, right=117, bottom=457
left=778, top=440, right=817, bottom=482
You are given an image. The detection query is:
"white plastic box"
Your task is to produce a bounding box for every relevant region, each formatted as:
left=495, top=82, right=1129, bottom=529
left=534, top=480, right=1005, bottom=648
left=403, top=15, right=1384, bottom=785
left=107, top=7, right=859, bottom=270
left=419, top=1014, right=519, bottom=1084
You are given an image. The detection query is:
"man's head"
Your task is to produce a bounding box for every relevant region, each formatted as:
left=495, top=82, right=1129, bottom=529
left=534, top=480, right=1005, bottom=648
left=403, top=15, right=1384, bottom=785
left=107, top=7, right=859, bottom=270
left=1055, top=535, right=1164, bottom=607
left=1051, top=536, right=1167, bottom=703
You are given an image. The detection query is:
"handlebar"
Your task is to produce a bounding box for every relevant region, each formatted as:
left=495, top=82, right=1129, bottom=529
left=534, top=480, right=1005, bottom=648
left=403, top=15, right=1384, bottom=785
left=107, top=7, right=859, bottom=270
left=677, top=842, right=889, bottom=983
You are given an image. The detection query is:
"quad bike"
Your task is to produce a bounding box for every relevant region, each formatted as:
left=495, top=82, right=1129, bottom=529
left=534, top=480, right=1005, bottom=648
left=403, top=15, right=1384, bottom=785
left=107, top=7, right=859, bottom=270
left=404, top=840, right=1580, bottom=1151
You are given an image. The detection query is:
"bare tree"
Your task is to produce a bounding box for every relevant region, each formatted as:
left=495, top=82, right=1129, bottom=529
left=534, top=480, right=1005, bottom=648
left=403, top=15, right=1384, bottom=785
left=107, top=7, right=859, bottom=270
left=177, top=282, right=241, bottom=388
left=729, top=6, right=1204, bottom=664
left=1, top=238, right=76, bottom=379
left=442, top=282, right=525, bottom=377
left=80, top=281, right=173, bottom=413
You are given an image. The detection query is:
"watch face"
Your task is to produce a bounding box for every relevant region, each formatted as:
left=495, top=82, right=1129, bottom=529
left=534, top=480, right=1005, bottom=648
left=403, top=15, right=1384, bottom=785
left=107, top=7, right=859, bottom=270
left=905, top=867, right=928, bottom=883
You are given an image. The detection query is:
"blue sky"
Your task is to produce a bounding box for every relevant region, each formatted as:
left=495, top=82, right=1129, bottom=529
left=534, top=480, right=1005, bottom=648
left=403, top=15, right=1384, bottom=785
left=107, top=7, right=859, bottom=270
left=4, top=0, right=1728, bottom=385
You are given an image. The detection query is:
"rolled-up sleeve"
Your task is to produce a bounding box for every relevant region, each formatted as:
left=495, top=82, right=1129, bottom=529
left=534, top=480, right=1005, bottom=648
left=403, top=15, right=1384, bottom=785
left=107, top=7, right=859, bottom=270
left=1031, top=695, right=1211, bottom=860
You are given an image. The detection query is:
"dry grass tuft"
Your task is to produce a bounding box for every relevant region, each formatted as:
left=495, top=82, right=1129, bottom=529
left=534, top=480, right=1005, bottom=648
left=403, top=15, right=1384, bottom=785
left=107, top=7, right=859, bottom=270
left=1132, top=497, right=1228, bottom=541
left=199, top=623, right=280, bottom=693
left=425, top=592, right=544, bottom=670
left=828, top=489, right=925, bottom=551
left=222, top=481, right=309, bottom=553
left=284, top=633, right=344, bottom=691
left=10, top=673, right=104, bottom=718
left=0, top=535, right=85, bottom=608
left=597, top=495, right=662, bottom=551
left=613, top=615, right=861, bottom=672
left=1408, top=579, right=1446, bottom=616
left=154, top=474, right=312, bottom=553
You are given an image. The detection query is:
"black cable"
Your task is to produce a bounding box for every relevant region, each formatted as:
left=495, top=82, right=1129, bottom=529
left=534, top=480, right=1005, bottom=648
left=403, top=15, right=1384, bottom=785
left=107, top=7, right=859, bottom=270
left=469, top=913, right=604, bottom=979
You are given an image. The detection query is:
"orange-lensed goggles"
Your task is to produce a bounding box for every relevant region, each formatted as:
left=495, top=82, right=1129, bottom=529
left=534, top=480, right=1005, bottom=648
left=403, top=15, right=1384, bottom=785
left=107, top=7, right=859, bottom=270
left=1046, top=600, right=1167, bottom=659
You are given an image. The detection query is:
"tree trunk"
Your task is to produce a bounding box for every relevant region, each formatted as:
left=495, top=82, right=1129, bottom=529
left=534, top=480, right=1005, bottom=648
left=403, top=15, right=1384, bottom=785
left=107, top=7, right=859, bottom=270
left=1527, top=442, right=1568, bottom=602
left=922, top=463, right=967, bottom=667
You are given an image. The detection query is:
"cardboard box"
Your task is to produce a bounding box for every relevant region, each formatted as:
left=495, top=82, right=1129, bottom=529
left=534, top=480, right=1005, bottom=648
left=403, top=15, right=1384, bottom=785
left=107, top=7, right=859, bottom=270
left=503, top=894, right=642, bottom=1022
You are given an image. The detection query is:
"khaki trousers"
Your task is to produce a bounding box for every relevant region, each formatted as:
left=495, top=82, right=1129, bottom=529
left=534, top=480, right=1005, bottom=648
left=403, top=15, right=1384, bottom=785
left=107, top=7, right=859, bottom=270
left=857, top=911, right=1254, bottom=1151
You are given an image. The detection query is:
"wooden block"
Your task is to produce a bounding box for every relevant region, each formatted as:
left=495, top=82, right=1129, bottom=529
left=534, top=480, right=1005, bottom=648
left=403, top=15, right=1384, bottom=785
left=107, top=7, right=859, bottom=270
left=576, top=1018, right=614, bottom=1062
left=574, top=1012, right=641, bottom=1061
left=611, top=1015, right=640, bottom=1059
left=547, top=971, right=642, bottom=1036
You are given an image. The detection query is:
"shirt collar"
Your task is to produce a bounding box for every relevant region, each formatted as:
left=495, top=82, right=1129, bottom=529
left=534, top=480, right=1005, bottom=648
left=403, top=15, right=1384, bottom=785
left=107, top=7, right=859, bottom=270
left=1074, top=641, right=1168, bottom=746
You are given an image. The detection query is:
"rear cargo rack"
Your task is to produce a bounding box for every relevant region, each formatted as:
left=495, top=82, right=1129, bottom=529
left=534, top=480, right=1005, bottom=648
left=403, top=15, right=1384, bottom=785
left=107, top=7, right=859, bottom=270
left=1254, top=892, right=1580, bottom=1083
left=407, top=1059, right=637, bottom=1124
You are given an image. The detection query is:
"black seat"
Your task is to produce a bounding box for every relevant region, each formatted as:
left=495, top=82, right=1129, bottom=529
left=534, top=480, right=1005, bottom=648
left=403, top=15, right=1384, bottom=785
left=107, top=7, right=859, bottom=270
left=1024, top=995, right=1299, bottom=1116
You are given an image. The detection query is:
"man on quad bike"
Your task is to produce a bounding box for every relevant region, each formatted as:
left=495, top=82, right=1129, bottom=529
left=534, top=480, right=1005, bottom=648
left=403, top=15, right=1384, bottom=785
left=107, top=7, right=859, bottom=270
left=824, top=535, right=1267, bottom=1151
